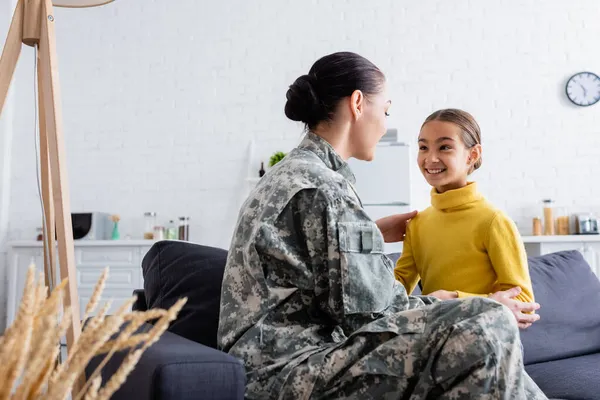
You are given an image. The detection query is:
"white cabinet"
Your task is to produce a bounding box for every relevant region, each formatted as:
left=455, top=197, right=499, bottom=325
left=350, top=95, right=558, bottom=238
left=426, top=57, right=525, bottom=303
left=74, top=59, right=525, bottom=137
left=6, top=240, right=153, bottom=328
left=523, top=235, right=600, bottom=277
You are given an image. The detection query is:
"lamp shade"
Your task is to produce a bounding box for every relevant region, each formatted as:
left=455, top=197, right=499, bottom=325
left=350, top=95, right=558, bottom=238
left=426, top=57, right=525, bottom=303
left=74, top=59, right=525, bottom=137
left=52, top=0, right=115, bottom=7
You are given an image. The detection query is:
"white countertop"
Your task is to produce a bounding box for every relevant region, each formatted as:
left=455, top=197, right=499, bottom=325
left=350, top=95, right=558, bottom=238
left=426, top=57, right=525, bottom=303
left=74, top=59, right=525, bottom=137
left=7, top=240, right=156, bottom=247
left=521, top=235, right=600, bottom=243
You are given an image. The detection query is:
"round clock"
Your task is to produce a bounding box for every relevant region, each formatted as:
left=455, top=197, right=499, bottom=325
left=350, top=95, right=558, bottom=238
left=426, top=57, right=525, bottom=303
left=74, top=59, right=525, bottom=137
left=566, top=72, right=600, bottom=107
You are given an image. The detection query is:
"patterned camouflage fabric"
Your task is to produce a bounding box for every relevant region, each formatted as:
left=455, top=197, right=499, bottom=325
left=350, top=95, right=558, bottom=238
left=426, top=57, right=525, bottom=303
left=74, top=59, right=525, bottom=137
left=218, top=132, right=547, bottom=399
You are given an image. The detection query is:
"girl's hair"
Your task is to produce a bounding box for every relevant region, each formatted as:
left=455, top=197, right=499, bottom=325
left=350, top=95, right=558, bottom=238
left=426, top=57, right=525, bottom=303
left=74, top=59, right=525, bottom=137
left=284, top=52, right=385, bottom=131
left=423, top=108, right=482, bottom=172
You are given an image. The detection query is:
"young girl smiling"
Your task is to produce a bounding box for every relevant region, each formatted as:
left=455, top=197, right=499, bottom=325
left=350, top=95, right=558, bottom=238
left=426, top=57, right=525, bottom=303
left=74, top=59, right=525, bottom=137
left=394, top=109, right=539, bottom=328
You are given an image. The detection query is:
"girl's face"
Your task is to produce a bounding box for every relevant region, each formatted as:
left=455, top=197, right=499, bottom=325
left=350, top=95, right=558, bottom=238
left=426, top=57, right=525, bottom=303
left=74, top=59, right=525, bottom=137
left=417, top=120, right=480, bottom=193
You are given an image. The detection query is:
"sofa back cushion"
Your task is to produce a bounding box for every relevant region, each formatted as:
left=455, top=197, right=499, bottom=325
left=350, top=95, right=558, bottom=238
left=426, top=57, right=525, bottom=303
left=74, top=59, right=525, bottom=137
left=142, top=240, right=227, bottom=349
left=519, top=250, right=600, bottom=365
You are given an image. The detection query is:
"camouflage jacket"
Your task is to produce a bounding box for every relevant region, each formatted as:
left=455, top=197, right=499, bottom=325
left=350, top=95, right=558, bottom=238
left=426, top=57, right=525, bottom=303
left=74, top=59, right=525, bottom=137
left=218, top=132, right=435, bottom=397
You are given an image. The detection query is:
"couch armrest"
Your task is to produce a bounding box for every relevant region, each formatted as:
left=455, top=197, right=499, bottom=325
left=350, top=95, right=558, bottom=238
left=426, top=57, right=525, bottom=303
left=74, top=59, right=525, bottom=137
left=85, top=323, right=246, bottom=400
left=132, top=289, right=147, bottom=311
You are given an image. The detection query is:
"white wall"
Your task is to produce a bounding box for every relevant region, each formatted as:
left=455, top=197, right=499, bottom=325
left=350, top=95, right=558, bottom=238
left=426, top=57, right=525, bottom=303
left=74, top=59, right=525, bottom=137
left=2, top=0, right=600, bottom=327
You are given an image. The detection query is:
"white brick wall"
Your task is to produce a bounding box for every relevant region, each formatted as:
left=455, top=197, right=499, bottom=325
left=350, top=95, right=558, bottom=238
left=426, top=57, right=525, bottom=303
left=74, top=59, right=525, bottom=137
left=2, top=0, right=600, bottom=329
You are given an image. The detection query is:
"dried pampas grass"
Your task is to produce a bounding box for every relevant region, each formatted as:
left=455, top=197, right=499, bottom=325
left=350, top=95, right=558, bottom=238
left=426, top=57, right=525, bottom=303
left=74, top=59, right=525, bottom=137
left=0, top=263, right=186, bottom=400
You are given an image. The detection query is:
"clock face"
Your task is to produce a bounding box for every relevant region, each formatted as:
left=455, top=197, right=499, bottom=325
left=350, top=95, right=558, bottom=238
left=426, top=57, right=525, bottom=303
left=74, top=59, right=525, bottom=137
left=566, top=72, right=600, bottom=107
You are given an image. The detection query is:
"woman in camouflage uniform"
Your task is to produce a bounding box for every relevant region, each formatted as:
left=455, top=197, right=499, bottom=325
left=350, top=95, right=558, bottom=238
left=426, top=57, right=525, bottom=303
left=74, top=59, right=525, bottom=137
left=218, top=52, right=546, bottom=399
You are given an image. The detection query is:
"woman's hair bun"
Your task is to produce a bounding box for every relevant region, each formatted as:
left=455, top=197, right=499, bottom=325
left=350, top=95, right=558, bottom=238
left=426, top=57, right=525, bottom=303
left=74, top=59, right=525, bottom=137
left=284, top=74, right=323, bottom=126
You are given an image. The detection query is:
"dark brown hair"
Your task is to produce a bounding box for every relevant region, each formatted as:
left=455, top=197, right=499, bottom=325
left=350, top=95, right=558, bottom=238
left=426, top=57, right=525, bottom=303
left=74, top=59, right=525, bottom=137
left=423, top=108, right=482, bottom=173
left=285, top=52, right=385, bottom=131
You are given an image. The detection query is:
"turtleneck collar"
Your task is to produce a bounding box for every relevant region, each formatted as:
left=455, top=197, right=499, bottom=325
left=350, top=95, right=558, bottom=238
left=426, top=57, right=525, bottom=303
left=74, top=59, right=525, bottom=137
left=430, top=182, right=482, bottom=210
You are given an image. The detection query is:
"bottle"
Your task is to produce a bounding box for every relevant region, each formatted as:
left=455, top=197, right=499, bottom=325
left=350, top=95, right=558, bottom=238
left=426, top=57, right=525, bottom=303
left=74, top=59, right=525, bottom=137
left=36, top=227, right=43, bottom=241
left=111, top=221, right=120, bottom=240
left=144, top=212, right=157, bottom=240
left=259, top=162, right=265, bottom=177
left=542, top=200, right=554, bottom=236
left=166, top=220, right=177, bottom=240
left=178, top=217, right=190, bottom=241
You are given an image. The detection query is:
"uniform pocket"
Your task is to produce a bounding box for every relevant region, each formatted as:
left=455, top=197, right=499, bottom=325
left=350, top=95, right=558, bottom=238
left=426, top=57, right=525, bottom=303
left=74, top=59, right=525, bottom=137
left=338, top=221, right=396, bottom=315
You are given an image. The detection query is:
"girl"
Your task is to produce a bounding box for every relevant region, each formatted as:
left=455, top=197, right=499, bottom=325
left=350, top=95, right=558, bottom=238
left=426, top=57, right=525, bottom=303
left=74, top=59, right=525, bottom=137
left=394, top=109, right=538, bottom=327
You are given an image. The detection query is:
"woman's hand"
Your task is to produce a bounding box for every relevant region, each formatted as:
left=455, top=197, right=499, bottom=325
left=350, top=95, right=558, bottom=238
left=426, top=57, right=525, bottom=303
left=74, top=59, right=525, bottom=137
left=489, top=287, right=541, bottom=329
left=376, top=211, right=418, bottom=243
left=428, top=290, right=458, bottom=300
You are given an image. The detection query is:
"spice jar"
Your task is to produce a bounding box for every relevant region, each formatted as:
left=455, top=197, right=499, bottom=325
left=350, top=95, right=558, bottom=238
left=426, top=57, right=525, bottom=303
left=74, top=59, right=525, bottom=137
left=532, top=217, right=542, bottom=236
left=36, top=227, right=43, bottom=241
left=144, top=212, right=157, bottom=240
left=542, top=200, right=555, bottom=236
left=178, top=217, right=190, bottom=241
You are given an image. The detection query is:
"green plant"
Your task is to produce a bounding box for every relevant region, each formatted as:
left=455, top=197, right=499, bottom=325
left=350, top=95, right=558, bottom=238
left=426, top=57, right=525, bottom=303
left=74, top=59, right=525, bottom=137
left=269, top=151, right=287, bottom=167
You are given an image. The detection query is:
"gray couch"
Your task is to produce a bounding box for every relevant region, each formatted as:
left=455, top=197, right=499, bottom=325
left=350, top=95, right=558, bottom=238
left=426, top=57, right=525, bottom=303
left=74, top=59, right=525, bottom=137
left=86, top=241, right=600, bottom=399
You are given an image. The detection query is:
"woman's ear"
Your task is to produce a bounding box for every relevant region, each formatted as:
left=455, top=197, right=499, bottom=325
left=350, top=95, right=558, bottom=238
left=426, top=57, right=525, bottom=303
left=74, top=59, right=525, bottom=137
left=350, top=90, right=364, bottom=121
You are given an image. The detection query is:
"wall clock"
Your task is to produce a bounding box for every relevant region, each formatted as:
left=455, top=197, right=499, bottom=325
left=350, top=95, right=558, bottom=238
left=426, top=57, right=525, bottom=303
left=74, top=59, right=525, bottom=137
left=566, top=72, right=600, bottom=107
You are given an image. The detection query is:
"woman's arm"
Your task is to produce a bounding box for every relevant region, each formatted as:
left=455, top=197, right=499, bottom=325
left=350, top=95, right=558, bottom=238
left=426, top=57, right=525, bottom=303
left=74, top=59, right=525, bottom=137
left=270, top=187, right=407, bottom=332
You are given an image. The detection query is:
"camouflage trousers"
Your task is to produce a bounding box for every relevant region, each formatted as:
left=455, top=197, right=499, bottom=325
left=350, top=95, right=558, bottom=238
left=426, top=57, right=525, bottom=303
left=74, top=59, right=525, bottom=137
left=277, top=297, right=547, bottom=400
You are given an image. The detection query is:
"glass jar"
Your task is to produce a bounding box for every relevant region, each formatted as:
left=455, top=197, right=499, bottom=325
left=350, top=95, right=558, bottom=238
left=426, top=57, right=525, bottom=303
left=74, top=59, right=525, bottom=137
left=178, top=217, right=190, bottom=241
left=153, top=225, right=165, bottom=241
left=542, top=199, right=555, bottom=236
left=166, top=220, right=178, bottom=240
left=144, top=212, right=157, bottom=240
left=36, top=227, right=43, bottom=241
left=530, top=203, right=543, bottom=236
left=555, top=206, right=570, bottom=235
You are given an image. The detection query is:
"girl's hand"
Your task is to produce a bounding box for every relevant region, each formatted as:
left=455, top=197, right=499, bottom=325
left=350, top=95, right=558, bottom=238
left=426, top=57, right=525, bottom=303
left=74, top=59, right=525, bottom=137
left=428, top=290, right=458, bottom=300
left=489, top=287, right=541, bottom=329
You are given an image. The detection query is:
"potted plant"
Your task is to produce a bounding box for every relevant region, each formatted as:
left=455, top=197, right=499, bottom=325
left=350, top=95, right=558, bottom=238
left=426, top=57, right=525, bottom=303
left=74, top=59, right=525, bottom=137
left=269, top=151, right=287, bottom=167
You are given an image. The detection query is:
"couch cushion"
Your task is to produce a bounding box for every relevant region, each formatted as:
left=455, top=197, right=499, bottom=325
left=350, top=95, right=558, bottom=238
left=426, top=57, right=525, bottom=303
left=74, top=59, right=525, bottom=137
left=521, top=250, right=600, bottom=365
left=526, top=352, right=600, bottom=400
left=142, top=240, right=228, bottom=348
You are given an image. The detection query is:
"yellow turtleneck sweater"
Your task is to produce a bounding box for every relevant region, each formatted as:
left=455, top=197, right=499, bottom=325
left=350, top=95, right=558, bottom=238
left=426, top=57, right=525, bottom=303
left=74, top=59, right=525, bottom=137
left=394, top=182, right=535, bottom=303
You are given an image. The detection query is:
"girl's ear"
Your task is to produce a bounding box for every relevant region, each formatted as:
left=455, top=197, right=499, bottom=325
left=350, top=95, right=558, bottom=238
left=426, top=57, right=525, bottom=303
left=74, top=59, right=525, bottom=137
left=350, top=90, right=364, bottom=121
left=468, top=144, right=482, bottom=168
